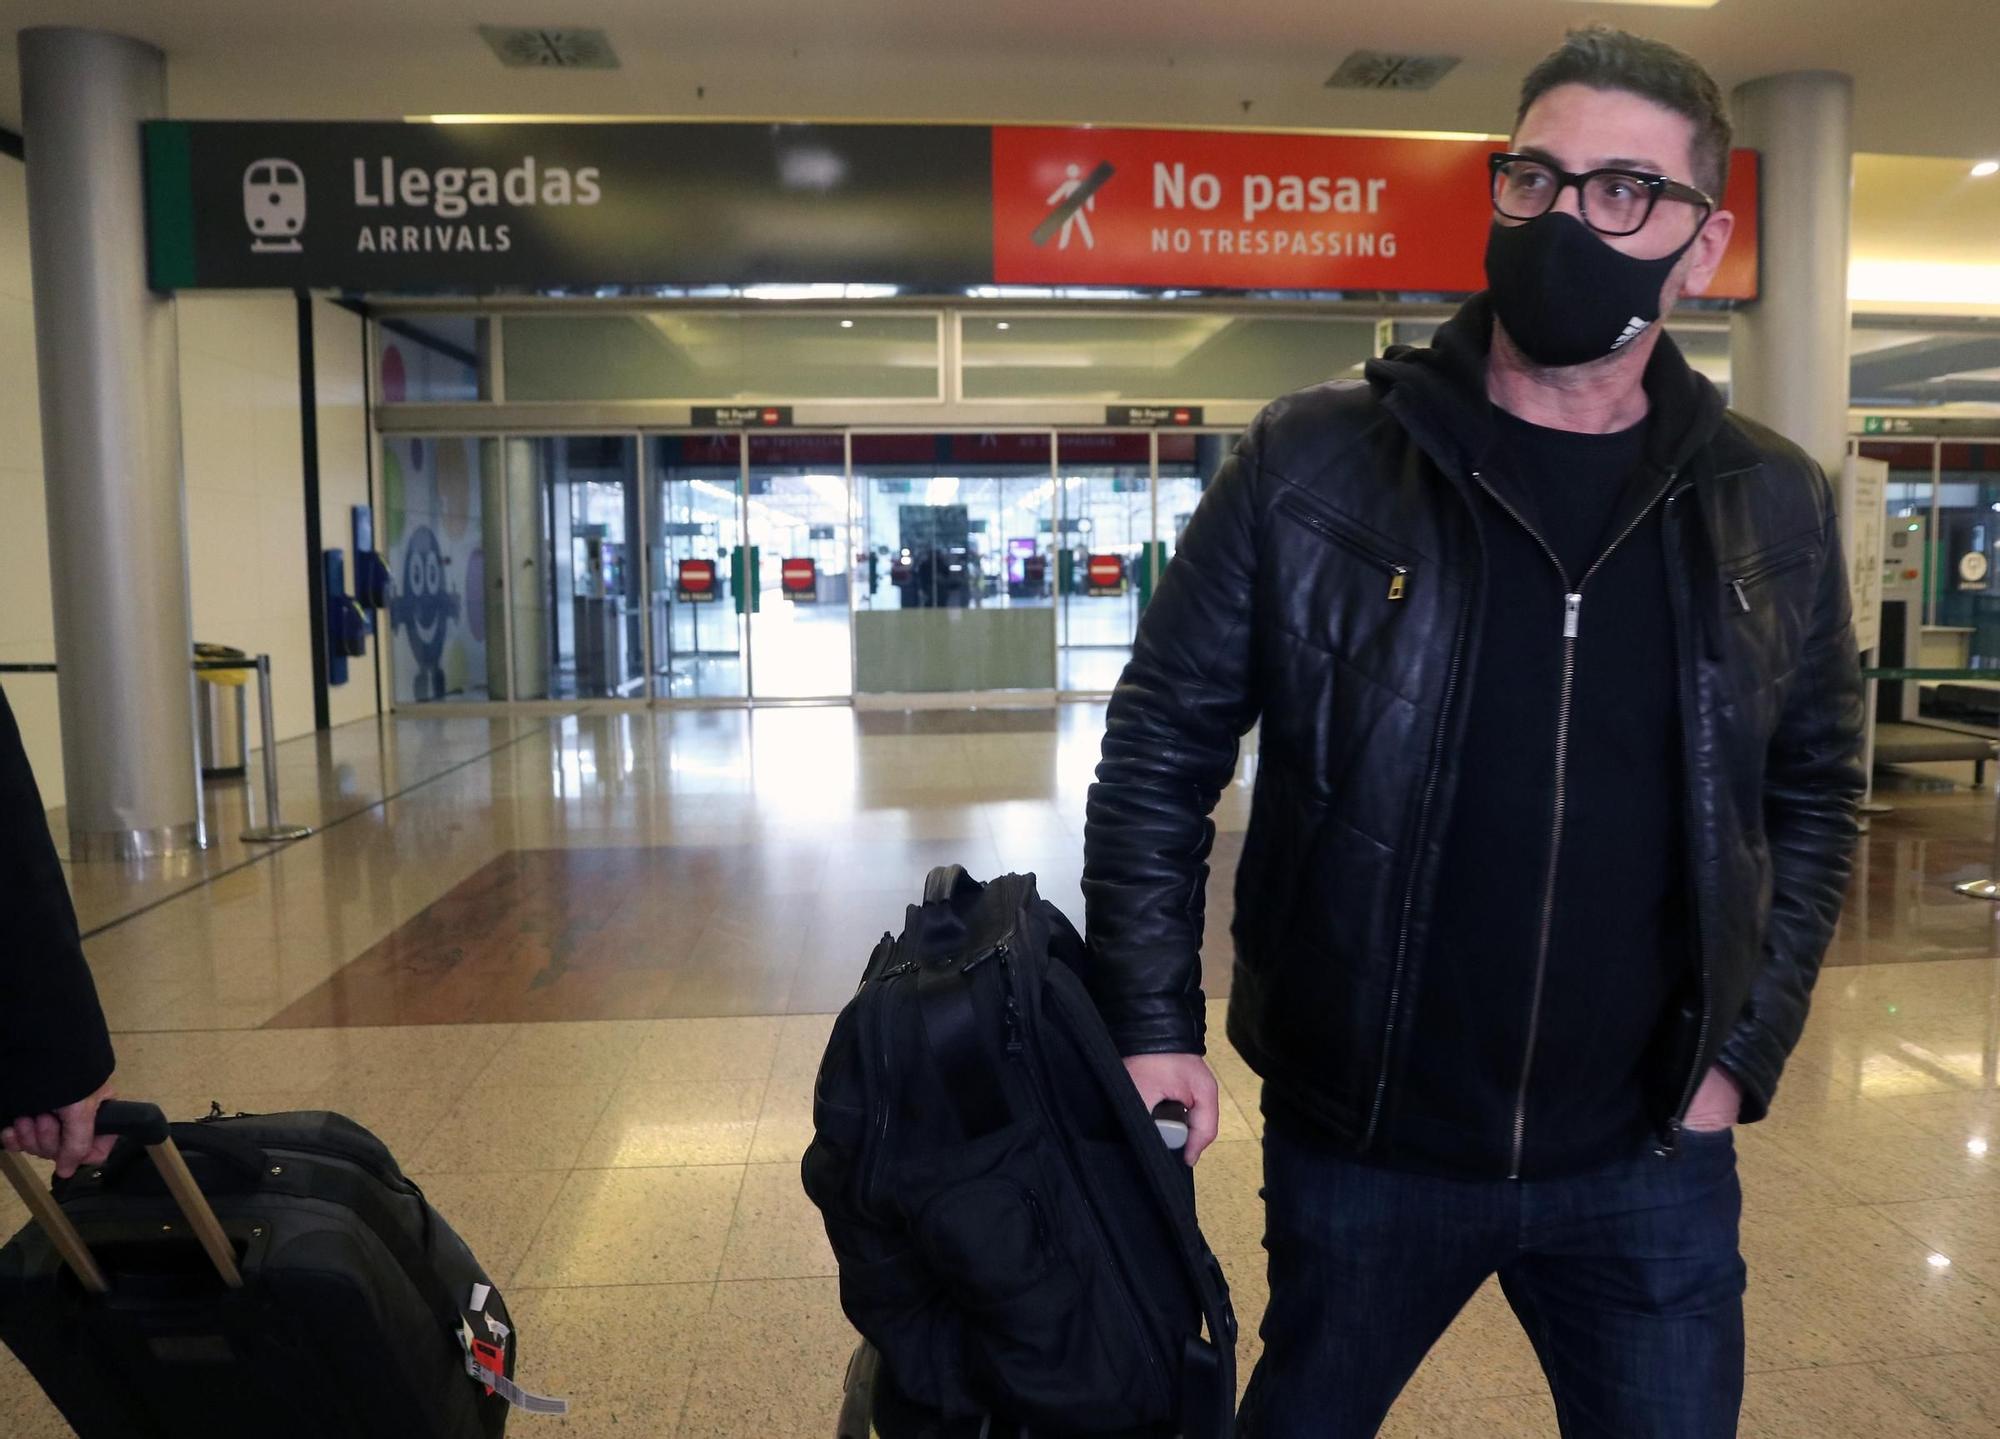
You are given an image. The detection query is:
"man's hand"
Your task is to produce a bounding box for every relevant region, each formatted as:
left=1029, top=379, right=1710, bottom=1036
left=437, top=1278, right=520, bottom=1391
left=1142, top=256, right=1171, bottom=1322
left=2, top=1078, right=117, bottom=1179
left=1683, top=1065, right=1742, bottom=1134
left=1123, top=1053, right=1221, bottom=1166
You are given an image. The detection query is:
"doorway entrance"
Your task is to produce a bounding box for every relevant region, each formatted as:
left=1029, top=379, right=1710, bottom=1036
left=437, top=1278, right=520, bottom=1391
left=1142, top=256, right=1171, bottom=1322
left=386, top=424, right=1240, bottom=707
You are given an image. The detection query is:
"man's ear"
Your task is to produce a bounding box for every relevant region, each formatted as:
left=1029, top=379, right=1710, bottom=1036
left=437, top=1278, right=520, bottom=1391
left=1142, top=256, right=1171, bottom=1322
left=1681, top=209, right=1737, bottom=298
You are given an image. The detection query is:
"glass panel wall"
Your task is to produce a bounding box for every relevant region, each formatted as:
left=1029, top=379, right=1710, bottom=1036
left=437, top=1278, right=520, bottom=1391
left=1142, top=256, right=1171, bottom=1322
left=1055, top=432, right=1151, bottom=693
left=651, top=435, right=748, bottom=701
left=960, top=314, right=1378, bottom=401
left=1930, top=441, right=2000, bottom=670
left=503, top=312, right=942, bottom=402
left=852, top=433, right=1057, bottom=693
left=746, top=433, right=853, bottom=698
left=377, top=317, right=482, bottom=403
left=527, top=437, right=646, bottom=699
left=382, top=435, right=487, bottom=701
left=1157, top=432, right=1238, bottom=564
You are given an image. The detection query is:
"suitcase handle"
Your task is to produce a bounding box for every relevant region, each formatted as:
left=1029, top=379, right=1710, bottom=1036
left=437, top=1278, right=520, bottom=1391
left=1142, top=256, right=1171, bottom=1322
left=0, top=1101, right=244, bottom=1294
left=96, top=1099, right=172, bottom=1145
left=97, top=1110, right=269, bottom=1192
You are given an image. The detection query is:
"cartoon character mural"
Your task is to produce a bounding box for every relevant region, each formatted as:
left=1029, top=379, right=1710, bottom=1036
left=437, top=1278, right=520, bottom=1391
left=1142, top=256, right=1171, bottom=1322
left=382, top=424, right=485, bottom=702
left=390, top=525, right=462, bottom=700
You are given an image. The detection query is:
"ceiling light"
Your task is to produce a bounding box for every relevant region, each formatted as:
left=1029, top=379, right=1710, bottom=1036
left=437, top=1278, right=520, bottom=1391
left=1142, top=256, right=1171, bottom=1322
left=997, top=322, right=1011, bottom=331
left=840, top=320, right=854, bottom=329
left=1970, top=1137, right=1990, bottom=1156
left=1972, top=161, right=1999, bottom=179
left=1928, top=1253, right=1953, bottom=1269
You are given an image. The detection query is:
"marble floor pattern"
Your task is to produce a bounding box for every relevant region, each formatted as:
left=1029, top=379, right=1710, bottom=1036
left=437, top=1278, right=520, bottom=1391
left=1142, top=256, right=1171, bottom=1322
left=4, top=705, right=2000, bottom=1436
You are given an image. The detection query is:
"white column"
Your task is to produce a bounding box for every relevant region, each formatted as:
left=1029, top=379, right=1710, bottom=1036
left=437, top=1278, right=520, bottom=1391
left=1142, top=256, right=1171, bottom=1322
left=19, top=27, right=201, bottom=859
left=1727, top=71, right=1854, bottom=476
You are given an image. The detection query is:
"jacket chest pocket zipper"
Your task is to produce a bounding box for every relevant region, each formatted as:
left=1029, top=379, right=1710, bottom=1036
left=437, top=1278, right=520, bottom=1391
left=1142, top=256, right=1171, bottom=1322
left=1277, top=499, right=1412, bottom=601
left=1728, top=545, right=1814, bottom=613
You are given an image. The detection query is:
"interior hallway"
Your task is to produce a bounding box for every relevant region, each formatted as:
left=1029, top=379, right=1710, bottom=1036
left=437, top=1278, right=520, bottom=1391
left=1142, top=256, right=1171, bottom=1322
left=4, top=703, right=2000, bottom=1437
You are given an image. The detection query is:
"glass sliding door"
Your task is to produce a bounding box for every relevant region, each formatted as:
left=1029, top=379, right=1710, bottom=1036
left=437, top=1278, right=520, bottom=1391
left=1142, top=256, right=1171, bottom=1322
left=745, top=433, right=853, bottom=699
left=1157, top=431, right=1239, bottom=565
left=852, top=432, right=1058, bottom=694
left=1056, top=431, right=1153, bottom=693
left=528, top=436, right=645, bottom=699
left=650, top=434, right=748, bottom=701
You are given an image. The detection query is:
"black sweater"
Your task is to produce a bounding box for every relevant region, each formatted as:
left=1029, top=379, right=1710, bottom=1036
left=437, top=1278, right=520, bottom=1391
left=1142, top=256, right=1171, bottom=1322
left=0, top=685, right=115, bottom=1118
left=1381, top=406, right=1692, bottom=1179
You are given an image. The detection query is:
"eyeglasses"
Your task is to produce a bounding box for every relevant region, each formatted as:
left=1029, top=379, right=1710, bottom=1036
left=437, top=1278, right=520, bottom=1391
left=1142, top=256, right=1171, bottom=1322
left=1489, top=152, right=1713, bottom=238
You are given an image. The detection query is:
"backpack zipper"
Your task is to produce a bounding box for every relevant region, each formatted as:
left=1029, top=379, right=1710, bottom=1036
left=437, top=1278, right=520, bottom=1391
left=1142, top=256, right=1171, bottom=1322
left=1010, top=1015, right=1172, bottom=1415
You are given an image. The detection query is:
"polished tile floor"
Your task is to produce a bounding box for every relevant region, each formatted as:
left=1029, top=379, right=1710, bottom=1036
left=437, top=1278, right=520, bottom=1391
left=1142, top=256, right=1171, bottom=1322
left=6, top=705, right=2000, bottom=1436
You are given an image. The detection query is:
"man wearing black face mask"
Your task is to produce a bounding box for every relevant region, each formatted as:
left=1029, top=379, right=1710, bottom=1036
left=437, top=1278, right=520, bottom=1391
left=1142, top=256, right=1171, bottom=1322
left=1085, top=24, right=1863, bottom=1439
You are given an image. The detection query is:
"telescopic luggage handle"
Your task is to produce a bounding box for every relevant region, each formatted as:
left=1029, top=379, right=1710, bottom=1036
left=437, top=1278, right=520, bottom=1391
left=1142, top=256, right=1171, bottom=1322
left=0, top=1100, right=244, bottom=1294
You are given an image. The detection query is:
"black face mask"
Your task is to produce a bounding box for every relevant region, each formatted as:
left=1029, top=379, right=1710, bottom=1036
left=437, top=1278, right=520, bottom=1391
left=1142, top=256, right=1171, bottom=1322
left=1483, top=212, right=1701, bottom=368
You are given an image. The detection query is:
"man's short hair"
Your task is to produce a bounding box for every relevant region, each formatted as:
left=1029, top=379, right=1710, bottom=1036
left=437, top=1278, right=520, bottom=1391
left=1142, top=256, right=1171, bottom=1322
left=1517, top=25, right=1731, bottom=199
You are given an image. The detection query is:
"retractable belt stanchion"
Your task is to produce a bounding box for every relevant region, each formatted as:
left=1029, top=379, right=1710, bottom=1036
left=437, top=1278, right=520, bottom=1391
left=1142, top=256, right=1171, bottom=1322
left=3, top=655, right=315, bottom=848
left=237, top=653, right=313, bottom=845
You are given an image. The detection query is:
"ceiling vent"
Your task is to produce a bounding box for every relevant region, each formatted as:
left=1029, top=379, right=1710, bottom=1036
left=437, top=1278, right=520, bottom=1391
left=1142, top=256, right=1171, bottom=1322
left=1324, top=50, right=1459, bottom=91
left=478, top=26, right=620, bottom=69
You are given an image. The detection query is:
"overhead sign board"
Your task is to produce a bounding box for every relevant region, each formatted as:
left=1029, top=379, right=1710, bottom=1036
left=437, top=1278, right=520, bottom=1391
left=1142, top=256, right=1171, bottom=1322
left=692, top=405, right=794, bottom=428
left=1108, top=405, right=1205, bottom=427
left=146, top=121, right=1759, bottom=300
left=1860, top=416, right=1999, bottom=438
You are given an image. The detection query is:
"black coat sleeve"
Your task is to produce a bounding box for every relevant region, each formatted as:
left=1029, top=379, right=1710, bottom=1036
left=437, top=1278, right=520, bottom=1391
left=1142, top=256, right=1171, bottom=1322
left=1717, top=474, right=1865, bottom=1123
left=0, top=684, right=115, bottom=1118
left=1081, top=422, right=1265, bottom=1057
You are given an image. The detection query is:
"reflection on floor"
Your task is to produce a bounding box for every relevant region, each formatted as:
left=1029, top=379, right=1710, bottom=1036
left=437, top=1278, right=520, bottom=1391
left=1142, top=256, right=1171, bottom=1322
left=6, top=712, right=2000, bottom=1437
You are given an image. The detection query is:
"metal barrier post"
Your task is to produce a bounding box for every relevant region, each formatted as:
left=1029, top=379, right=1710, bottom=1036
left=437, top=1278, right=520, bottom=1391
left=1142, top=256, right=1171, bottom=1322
left=239, top=654, right=313, bottom=844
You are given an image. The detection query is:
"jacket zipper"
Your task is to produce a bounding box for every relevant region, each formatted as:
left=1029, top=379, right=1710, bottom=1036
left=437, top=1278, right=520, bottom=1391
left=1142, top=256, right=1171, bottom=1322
left=1470, top=464, right=1677, bottom=1180
left=1663, top=482, right=1716, bottom=1154
left=1278, top=497, right=1412, bottom=601
left=1727, top=545, right=1814, bottom=613
left=1363, top=552, right=1472, bottom=1147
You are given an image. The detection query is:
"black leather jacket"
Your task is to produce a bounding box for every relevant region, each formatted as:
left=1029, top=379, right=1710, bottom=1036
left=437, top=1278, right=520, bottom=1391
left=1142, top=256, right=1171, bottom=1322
left=1082, top=296, right=1864, bottom=1147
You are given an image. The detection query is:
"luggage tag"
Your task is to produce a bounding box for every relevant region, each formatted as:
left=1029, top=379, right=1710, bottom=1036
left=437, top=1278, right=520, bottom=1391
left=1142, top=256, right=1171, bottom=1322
left=470, top=1283, right=512, bottom=1341
left=460, top=1287, right=570, bottom=1416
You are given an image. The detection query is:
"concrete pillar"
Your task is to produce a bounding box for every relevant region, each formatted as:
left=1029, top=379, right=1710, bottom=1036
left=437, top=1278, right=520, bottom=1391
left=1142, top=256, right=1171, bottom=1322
left=20, top=28, right=201, bottom=859
left=1727, top=71, right=1854, bottom=477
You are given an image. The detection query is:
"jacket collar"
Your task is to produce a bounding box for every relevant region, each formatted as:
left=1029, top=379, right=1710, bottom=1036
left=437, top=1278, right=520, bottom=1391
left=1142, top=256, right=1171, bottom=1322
left=1364, top=293, right=1729, bottom=483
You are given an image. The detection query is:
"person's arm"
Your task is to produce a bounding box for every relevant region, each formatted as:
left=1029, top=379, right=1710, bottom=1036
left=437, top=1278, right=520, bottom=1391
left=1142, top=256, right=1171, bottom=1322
left=0, top=685, right=117, bottom=1175
left=1083, top=423, right=1265, bottom=1156
left=1715, top=475, right=1865, bottom=1123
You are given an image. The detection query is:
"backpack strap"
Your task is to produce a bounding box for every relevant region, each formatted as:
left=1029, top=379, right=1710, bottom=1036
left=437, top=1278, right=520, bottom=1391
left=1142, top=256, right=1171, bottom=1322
left=916, top=959, right=1011, bottom=1139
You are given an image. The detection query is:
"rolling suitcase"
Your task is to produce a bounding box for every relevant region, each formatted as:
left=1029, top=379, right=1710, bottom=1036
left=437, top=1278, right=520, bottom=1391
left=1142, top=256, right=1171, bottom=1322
left=0, top=1099, right=557, bottom=1437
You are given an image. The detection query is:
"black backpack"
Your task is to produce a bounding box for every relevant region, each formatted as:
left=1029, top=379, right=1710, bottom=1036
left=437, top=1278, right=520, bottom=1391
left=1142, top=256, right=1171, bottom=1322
left=802, top=866, right=1236, bottom=1439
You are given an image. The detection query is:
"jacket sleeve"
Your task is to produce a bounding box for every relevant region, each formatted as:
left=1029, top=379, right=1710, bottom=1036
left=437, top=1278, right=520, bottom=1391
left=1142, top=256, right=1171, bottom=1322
left=0, top=684, right=115, bottom=1118
left=1081, top=422, right=1265, bottom=1057
left=1717, top=473, right=1865, bottom=1123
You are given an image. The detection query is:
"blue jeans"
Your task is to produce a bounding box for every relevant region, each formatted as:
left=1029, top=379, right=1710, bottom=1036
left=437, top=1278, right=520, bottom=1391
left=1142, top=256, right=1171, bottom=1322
left=1236, top=1121, right=1746, bottom=1438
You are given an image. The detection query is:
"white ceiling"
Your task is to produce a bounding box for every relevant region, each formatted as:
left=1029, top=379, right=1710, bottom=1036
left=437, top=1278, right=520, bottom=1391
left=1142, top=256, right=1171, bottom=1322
left=0, top=0, right=1992, bottom=159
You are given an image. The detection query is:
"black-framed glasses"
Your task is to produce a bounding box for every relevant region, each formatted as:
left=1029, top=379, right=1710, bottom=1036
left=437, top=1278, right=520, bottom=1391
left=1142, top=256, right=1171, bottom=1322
left=1489, top=152, right=1713, bottom=238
